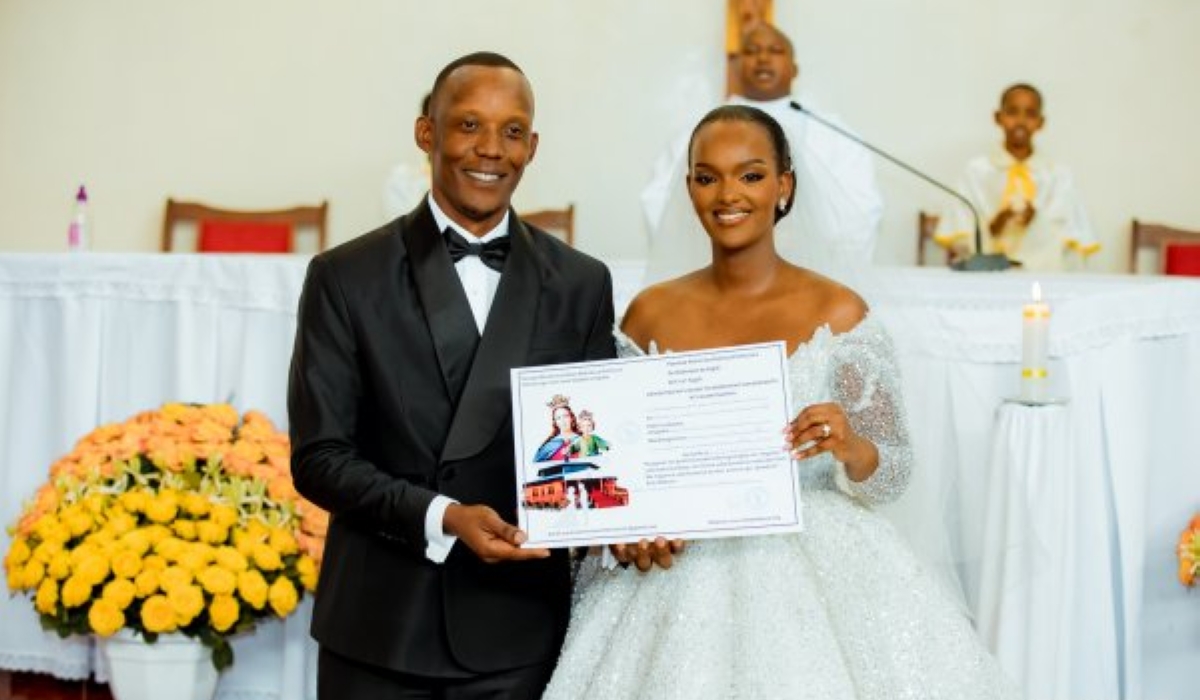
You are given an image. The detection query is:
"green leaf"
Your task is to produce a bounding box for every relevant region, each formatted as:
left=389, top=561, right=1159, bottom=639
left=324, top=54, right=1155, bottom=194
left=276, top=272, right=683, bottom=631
left=212, top=638, right=234, bottom=672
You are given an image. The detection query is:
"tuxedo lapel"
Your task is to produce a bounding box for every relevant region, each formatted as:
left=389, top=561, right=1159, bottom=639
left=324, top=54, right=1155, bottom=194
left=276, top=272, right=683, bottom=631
left=402, top=202, right=480, bottom=403
left=441, top=216, right=542, bottom=463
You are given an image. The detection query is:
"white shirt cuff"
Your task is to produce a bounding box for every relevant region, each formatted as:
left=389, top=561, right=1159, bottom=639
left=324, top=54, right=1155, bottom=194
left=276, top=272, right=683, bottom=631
left=424, top=495, right=458, bottom=563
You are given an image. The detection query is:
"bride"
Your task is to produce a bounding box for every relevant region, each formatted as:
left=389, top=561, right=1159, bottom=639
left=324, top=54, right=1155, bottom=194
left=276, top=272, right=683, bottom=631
left=541, top=105, right=1019, bottom=699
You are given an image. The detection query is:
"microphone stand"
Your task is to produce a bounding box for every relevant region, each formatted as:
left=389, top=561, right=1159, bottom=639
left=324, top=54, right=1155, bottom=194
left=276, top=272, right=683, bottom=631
left=790, top=101, right=1012, bottom=272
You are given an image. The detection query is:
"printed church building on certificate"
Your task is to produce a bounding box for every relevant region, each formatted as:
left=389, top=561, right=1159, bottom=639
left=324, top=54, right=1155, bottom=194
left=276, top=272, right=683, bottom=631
left=522, top=462, right=630, bottom=510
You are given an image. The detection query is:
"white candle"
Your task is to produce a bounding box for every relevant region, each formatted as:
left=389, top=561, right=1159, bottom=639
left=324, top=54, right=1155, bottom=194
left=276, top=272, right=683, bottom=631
left=1020, top=281, right=1050, bottom=402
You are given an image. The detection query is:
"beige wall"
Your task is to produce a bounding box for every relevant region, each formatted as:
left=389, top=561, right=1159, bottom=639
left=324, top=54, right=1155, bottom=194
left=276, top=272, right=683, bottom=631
left=1, top=0, right=1197, bottom=271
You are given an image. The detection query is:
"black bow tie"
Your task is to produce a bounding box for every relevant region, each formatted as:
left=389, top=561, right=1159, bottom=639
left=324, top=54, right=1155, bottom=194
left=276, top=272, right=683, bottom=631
left=443, top=228, right=510, bottom=272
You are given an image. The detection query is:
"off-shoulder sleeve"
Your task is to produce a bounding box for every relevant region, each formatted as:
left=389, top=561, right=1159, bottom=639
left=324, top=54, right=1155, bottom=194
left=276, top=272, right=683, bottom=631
left=827, top=320, right=913, bottom=505
left=613, top=326, right=652, bottom=358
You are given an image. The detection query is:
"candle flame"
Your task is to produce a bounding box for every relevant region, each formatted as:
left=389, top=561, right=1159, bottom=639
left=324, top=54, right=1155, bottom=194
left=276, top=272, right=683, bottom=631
left=1032, top=281, right=1042, bottom=302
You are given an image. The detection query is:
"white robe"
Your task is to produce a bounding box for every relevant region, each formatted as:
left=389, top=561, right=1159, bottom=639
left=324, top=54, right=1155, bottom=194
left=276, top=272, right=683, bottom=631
left=382, top=161, right=429, bottom=222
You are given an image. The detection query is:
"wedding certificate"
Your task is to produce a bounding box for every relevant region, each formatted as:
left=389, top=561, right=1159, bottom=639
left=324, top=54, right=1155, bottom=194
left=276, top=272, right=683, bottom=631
left=511, top=342, right=803, bottom=548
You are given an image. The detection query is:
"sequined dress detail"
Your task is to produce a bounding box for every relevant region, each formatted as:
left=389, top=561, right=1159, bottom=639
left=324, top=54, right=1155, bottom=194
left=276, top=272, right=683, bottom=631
left=542, top=318, right=1019, bottom=700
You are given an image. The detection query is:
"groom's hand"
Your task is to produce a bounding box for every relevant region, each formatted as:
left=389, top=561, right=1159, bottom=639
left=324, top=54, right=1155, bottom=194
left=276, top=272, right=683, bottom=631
left=443, top=504, right=550, bottom=563
left=609, top=537, right=685, bottom=572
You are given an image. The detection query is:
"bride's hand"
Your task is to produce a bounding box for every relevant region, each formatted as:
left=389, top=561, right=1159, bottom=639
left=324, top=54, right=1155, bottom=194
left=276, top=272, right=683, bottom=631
left=609, top=537, right=685, bottom=572
left=783, top=403, right=879, bottom=481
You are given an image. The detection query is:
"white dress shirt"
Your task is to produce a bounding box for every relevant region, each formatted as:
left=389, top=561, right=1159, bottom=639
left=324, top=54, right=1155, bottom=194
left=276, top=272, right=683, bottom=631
left=422, top=193, right=508, bottom=562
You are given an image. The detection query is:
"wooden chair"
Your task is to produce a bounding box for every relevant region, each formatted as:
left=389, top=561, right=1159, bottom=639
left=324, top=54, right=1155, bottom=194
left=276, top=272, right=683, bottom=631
left=1130, top=219, right=1200, bottom=275
left=162, top=198, right=329, bottom=254
left=917, top=211, right=949, bottom=266
left=521, top=204, right=575, bottom=247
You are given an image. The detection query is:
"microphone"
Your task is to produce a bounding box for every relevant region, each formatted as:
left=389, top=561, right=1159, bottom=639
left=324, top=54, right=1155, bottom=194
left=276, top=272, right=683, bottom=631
left=789, top=101, right=1011, bottom=272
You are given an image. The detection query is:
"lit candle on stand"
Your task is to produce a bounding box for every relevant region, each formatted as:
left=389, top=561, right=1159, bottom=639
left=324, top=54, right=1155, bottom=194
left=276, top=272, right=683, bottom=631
left=1020, top=281, right=1050, bottom=403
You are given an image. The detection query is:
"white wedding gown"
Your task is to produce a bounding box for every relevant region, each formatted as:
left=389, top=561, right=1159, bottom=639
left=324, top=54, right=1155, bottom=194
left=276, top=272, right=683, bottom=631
left=543, top=319, right=1020, bottom=700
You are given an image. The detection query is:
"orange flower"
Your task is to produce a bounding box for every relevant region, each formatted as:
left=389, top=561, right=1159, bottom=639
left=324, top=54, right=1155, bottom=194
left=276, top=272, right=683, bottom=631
left=144, top=492, right=180, bottom=524
left=159, top=565, right=193, bottom=592
left=209, top=595, right=240, bottom=632
left=195, top=520, right=228, bottom=545
left=208, top=505, right=238, bottom=530
left=296, top=556, right=319, bottom=592
left=181, top=492, right=212, bottom=518
left=229, top=440, right=265, bottom=465
left=134, top=569, right=160, bottom=598
left=203, top=404, right=240, bottom=429
left=268, top=528, right=298, bottom=557
left=214, top=547, right=248, bottom=573
left=140, top=595, right=177, bottom=633
left=160, top=403, right=191, bottom=423
left=4, top=537, right=31, bottom=569
left=102, top=579, right=137, bottom=610
left=237, top=570, right=268, bottom=610
left=105, top=511, right=137, bottom=538
left=268, top=577, right=298, bottom=617
left=222, top=454, right=256, bottom=478
left=1179, top=558, right=1195, bottom=587
left=301, top=507, right=329, bottom=538
left=35, top=579, right=58, bottom=615
left=198, top=565, right=237, bottom=596
left=191, top=420, right=233, bottom=445
left=46, top=551, right=72, bottom=581
left=168, top=584, right=205, bottom=625
left=88, top=599, right=125, bottom=637
left=1178, top=514, right=1200, bottom=588
left=111, top=549, right=143, bottom=579
left=251, top=543, right=283, bottom=572
left=60, top=576, right=92, bottom=608
left=297, top=533, right=324, bottom=564
left=267, top=476, right=298, bottom=503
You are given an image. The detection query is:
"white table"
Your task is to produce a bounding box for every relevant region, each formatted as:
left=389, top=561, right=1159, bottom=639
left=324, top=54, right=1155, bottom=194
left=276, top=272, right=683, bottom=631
left=2, top=254, right=1198, bottom=699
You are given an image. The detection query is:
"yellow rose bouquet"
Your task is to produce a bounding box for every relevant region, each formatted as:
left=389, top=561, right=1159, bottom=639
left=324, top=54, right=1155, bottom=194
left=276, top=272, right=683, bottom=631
left=1180, top=514, right=1200, bottom=588
left=3, top=403, right=329, bottom=670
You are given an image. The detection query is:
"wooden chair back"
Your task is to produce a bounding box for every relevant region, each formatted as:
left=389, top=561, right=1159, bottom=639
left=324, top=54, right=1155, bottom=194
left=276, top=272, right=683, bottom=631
left=162, top=199, right=328, bottom=253
left=1130, top=219, right=1200, bottom=275
left=917, top=211, right=948, bottom=266
left=521, top=204, right=575, bottom=247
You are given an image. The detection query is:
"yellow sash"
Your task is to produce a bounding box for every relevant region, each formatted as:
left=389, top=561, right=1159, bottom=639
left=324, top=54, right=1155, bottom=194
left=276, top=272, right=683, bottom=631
left=1001, top=162, right=1036, bottom=209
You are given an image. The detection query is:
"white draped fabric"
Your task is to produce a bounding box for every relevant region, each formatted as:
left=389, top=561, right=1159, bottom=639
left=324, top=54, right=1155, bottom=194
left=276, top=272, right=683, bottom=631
left=977, top=402, right=1114, bottom=700
left=1, top=254, right=1198, bottom=700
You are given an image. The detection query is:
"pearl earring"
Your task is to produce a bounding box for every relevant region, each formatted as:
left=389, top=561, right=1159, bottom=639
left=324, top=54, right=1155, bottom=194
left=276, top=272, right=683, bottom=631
left=778, top=199, right=787, bottom=211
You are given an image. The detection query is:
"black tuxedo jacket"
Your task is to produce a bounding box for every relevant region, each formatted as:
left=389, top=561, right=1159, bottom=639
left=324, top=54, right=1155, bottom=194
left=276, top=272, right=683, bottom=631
left=288, top=200, right=616, bottom=676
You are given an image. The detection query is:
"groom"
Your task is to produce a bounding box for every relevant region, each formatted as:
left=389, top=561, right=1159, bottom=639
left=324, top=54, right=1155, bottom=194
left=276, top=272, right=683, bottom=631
left=288, top=52, right=616, bottom=698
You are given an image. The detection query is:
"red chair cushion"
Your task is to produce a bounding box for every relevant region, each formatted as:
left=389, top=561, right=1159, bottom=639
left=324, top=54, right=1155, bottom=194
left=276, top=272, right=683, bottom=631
left=198, top=220, right=292, bottom=253
left=1163, top=242, right=1200, bottom=276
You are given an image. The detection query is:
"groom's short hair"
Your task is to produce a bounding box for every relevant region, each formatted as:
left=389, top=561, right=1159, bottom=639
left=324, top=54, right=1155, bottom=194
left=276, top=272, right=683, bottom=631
left=428, top=52, right=526, bottom=119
